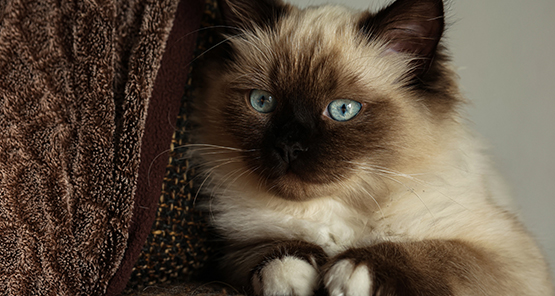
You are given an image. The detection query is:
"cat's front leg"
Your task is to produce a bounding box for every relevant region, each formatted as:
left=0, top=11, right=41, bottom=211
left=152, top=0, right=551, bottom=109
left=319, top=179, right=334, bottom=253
left=324, top=240, right=503, bottom=296
left=226, top=240, right=327, bottom=296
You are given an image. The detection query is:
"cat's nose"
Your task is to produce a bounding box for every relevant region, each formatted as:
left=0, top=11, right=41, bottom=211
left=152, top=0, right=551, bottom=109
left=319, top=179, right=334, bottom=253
left=275, top=141, right=308, bottom=164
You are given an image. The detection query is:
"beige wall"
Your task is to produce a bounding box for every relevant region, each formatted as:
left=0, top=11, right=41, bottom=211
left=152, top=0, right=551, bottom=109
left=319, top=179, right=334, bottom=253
left=286, top=0, right=555, bottom=275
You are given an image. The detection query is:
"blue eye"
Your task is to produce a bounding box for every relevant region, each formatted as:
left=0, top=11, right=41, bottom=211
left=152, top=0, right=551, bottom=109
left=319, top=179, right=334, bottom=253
left=249, top=89, right=276, bottom=113
left=327, top=99, right=362, bottom=121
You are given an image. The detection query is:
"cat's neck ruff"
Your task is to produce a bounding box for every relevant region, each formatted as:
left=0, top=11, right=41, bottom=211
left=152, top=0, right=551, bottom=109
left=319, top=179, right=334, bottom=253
left=207, top=130, right=512, bottom=256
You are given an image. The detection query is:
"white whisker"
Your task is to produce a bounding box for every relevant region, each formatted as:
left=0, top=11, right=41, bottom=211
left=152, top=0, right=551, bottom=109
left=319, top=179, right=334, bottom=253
left=193, top=158, right=242, bottom=205
left=359, top=185, right=385, bottom=220
left=349, top=161, right=470, bottom=212
left=179, top=143, right=252, bottom=152
left=211, top=167, right=246, bottom=198
left=371, top=170, right=435, bottom=219
left=186, top=33, right=245, bottom=67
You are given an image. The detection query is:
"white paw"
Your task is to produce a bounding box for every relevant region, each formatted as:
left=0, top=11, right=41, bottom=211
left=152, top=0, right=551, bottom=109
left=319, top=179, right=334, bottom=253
left=324, top=259, right=372, bottom=296
left=252, top=256, right=319, bottom=296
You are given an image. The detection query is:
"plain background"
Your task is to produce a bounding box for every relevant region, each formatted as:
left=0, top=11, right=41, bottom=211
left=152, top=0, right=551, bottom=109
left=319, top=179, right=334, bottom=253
left=285, top=0, right=555, bottom=276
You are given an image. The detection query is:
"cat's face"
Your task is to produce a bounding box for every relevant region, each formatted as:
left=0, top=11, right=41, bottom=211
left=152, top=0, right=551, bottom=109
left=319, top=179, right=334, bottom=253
left=193, top=0, right=461, bottom=203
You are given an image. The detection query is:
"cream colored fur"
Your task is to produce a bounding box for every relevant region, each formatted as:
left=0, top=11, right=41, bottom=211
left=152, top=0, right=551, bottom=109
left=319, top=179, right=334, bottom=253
left=193, top=3, right=554, bottom=296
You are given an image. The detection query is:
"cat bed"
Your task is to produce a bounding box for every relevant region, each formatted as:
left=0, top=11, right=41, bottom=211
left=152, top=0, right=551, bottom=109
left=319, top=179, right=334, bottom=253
left=0, top=0, right=228, bottom=294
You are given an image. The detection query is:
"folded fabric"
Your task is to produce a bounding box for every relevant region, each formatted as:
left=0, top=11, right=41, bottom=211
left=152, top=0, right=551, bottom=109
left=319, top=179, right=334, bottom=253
left=0, top=0, right=204, bottom=295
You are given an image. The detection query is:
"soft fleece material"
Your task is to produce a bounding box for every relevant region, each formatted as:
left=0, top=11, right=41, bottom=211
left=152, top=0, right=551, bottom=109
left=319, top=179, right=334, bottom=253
left=0, top=0, right=204, bottom=294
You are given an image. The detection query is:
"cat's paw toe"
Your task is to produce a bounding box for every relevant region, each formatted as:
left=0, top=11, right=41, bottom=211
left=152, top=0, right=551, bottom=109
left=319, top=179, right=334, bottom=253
left=324, top=259, right=372, bottom=296
left=252, top=256, right=319, bottom=296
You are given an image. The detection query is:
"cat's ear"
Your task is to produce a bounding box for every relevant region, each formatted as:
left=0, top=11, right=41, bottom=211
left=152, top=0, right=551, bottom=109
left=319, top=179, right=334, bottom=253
left=360, top=0, right=445, bottom=74
left=218, top=0, right=289, bottom=33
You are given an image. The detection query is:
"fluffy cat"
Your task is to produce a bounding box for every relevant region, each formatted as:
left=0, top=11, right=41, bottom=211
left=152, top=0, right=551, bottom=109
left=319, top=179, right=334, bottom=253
left=190, top=0, right=554, bottom=295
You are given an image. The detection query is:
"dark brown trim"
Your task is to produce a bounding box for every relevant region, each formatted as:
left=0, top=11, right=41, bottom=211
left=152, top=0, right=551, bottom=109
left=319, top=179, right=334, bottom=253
left=104, top=0, right=205, bottom=294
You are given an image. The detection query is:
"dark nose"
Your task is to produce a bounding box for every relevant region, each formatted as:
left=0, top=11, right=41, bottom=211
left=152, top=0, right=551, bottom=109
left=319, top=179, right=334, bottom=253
left=275, top=140, right=308, bottom=164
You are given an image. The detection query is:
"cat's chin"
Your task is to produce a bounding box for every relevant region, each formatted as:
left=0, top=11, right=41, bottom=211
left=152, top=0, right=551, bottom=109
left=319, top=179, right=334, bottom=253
left=266, top=172, right=338, bottom=201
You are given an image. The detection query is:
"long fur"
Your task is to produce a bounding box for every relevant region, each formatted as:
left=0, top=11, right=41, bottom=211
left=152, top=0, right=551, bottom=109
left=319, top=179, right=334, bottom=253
left=191, top=0, right=554, bottom=295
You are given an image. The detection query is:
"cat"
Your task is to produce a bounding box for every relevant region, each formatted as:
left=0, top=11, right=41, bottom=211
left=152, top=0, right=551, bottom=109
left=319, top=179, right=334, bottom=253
left=189, top=0, right=554, bottom=295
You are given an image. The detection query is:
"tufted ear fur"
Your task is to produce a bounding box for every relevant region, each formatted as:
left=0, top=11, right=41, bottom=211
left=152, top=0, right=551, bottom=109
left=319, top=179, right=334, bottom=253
left=218, top=0, right=290, bottom=33
left=360, top=0, right=445, bottom=75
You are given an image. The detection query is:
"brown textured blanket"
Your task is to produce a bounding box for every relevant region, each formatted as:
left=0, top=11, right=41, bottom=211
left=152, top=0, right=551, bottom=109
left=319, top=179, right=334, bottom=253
left=0, top=0, right=204, bottom=295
